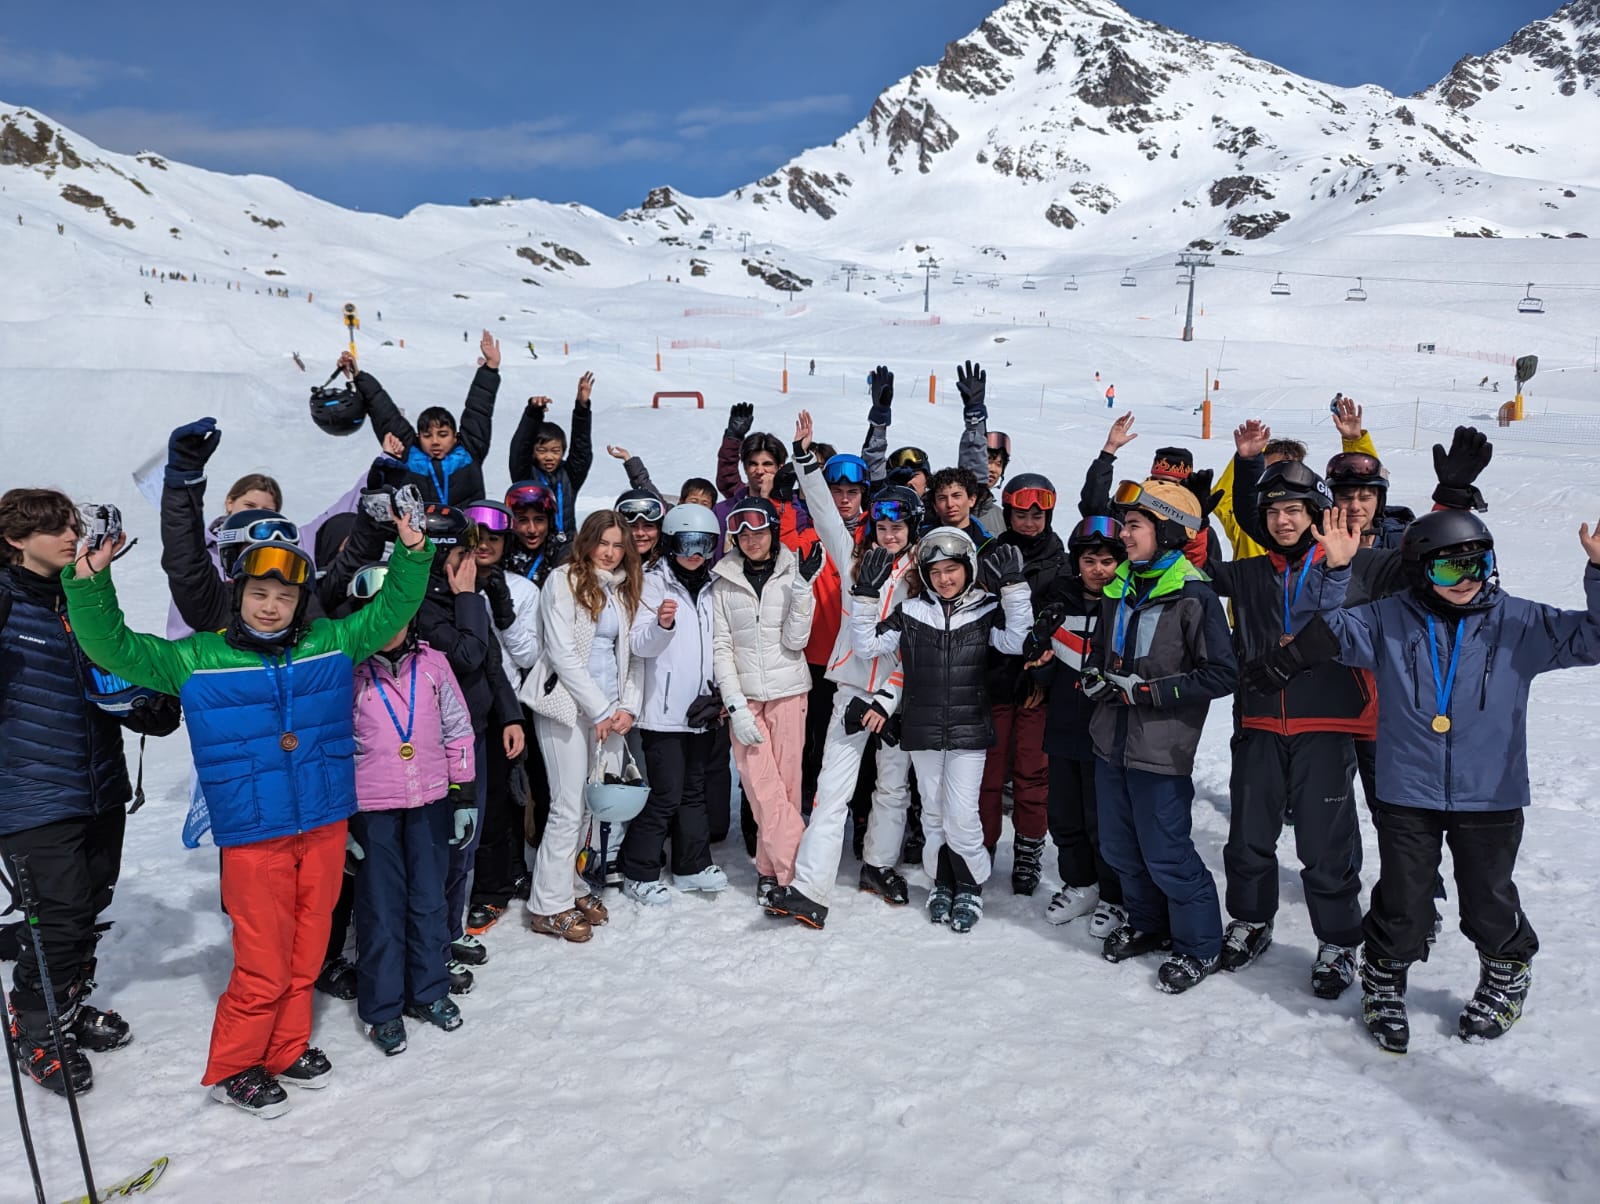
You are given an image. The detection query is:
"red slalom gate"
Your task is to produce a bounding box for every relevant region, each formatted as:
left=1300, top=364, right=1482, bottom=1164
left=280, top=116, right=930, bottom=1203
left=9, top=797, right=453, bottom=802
left=652, top=392, right=705, bottom=409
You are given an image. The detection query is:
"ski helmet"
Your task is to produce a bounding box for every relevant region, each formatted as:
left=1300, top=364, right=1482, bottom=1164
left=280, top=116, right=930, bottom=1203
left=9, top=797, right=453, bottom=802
left=84, top=664, right=167, bottom=718
left=726, top=496, right=779, bottom=539
left=505, top=480, right=558, bottom=515
left=1256, top=461, right=1333, bottom=557
left=462, top=500, right=513, bottom=536
left=987, top=431, right=1012, bottom=468
left=614, top=489, right=666, bottom=527
left=309, top=381, right=366, bottom=437
left=887, top=446, right=931, bottom=484
left=230, top=540, right=316, bottom=634
left=1112, top=479, right=1201, bottom=552
left=822, top=454, right=870, bottom=489
left=1401, top=510, right=1497, bottom=611
left=662, top=502, right=720, bottom=560
left=916, top=526, right=978, bottom=599
left=1002, top=473, right=1058, bottom=530
left=868, top=485, right=923, bottom=534
left=1066, top=515, right=1127, bottom=564
left=1325, top=451, right=1388, bottom=495
left=420, top=504, right=479, bottom=551
left=216, top=510, right=301, bottom=574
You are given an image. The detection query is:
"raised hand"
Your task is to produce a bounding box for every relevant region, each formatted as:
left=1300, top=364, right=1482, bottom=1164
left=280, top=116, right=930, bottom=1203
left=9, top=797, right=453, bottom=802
left=1331, top=397, right=1364, bottom=441
left=337, top=349, right=357, bottom=378
left=606, top=444, right=631, bottom=461
left=868, top=366, right=894, bottom=425
left=1310, top=506, right=1361, bottom=568
left=1580, top=519, right=1600, bottom=565
left=980, top=543, right=1025, bottom=593
left=1102, top=411, right=1137, bottom=455
left=794, top=409, right=813, bottom=456
left=445, top=549, right=477, bottom=594
left=852, top=545, right=895, bottom=597
left=576, top=372, right=595, bottom=406
left=1432, top=427, right=1493, bottom=512
left=76, top=530, right=128, bottom=578
left=797, top=540, right=825, bottom=583
left=726, top=402, right=754, bottom=440
left=478, top=329, right=501, bottom=370
left=167, top=417, right=220, bottom=485
left=1234, top=419, right=1272, bottom=460
left=382, top=431, right=407, bottom=459
left=956, top=360, right=987, bottom=422
left=657, top=598, right=678, bottom=628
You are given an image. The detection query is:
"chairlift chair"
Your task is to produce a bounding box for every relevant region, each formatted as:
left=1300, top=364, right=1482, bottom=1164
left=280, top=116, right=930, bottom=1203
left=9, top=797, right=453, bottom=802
left=1518, top=283, right=1545, bottom=315
left=953, top=271, right=966, bottom=285
left=1121, top=271, right=1138, bottom=287
left=1345, top=277, right=1368, bottom=302
left=1176, top=272, right=1193, bottom=285
left=1022, top=275, right=1037, bottom=291
left=1064, top=274, right=1079, bottom=292
left=1270, top=273, right=1290, bottom=297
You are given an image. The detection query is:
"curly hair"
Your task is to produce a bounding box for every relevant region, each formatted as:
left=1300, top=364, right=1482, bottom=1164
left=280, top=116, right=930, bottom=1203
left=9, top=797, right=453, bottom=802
left=0, top=488, right=79, bottom=565
left=928, top=465, right=981, bottom=501
left=568, top=510, right=642, bottom=623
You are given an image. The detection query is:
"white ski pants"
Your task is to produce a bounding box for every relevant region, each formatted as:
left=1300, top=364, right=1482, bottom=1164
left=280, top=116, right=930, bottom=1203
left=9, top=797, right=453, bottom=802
left=910, top=748, right=991, bottom=885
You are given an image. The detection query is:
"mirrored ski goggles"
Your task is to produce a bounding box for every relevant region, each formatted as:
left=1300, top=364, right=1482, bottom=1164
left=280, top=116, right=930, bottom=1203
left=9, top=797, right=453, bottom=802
left=1070, top=515, right=1123, bottom=542
left=726, top=508, right=774, bottom=535
left=235, top=541, right=313, bottom=586
left=668, top=531, right=718, bottom=559
left=1424, top=549, right=1494, bottom=587
left=1112, top=481, right=1197, bottom=530
left=462, top=503, right=513, bottom=533
left=1005, top=486, right=1056, bottom=512
left=217, top=516, right=301, bottom=548
left=987, top=432, right=1012, bottom=457
left=617, top=497, right=666, bottom=526
left=870, top=498, right=916, bottom=525
left=1325, top=452, right=1385, bottom=485
left=348, top=563, right=389, bottom=601
left=505, top=484, right=557, bottom=514
left=887, top=447, right=928, bottom=471
left=822, top=454, right=870, bottom=486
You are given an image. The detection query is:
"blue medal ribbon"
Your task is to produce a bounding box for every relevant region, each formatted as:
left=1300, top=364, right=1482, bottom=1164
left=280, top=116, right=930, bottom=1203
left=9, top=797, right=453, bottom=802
left=1283, top=552, right=1316, bottom=636
left=1426, top=615, right=1465, bottom=727
left=369, top=655, right=418, bottom=748
left=260, top=650, right=295, bottom=747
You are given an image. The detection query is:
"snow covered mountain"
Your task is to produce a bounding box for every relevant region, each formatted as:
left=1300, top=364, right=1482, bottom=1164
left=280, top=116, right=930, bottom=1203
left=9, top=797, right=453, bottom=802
left=629, top=0, right=1600, bottom=257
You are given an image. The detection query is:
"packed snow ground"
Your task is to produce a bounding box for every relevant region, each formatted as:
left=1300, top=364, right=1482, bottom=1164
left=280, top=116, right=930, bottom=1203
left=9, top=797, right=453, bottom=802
left=5, top=224, right=1600, bottom=1202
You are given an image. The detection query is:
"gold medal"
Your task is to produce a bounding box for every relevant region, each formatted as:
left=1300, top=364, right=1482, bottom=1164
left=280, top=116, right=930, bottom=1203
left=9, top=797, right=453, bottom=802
left=280, top=732, right=300, bottom=752
left=398, top=742, right=416, bottom=761
left=1431, top=715, right=1451, bottom=734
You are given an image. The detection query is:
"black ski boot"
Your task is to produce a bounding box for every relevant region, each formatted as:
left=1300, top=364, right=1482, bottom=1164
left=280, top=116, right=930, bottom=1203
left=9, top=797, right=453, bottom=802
left=1311, top=945, right=1358, bottom=1000
left=449, top=935, right=488, bottom=966
left=13, top=1009, right=93, bottom=1096
left=1010, top=835, right=1046, bottom=896
left=850, top=810, right=867, bottom=861
left=768, top=887, right=829, bottom=930
left=276, top=1046, right=333, bottom=1089
left=902, top=800, right=925, bottom=866
left=755, top=875, right=780, bottom=908
left=1102, top=925, right=1173, bottom=964
left=1360, top=952, right=1410, bottom=1055
left=1157, top=952, right=1220, bottom=994
left=210, top=1065, right=290, bottom=1119
left=1458, top=954, right=1532, bottom=1042
left=465, top=902, right=505, bottom=936
left=72, top=1002, right=132, bottom=1052
left=447, top=961, right=475, bottom=996
left=314, top=956, right=357, bottom=1001
left=1219, top=919, right=1273, bottom=972
left=950, top=888, right=984, bottom=934
left=859, top=864, right=909, bottom=906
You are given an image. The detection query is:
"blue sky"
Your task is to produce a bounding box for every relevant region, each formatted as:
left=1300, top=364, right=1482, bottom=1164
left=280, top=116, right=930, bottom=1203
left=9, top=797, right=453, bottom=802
left=0, top=0, right=1558, bottom=216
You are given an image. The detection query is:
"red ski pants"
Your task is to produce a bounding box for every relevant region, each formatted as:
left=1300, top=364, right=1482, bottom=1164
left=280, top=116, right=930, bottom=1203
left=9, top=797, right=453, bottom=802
left=978, top=703, right=1050, bottom=845
left=203, top=822, right=346, bottom=1085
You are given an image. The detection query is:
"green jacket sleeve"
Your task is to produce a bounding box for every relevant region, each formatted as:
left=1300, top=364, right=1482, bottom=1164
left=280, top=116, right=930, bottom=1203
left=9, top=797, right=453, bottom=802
left=328, top=537, right=436, bottom=662
left=61, top=565, right=198, bottom=696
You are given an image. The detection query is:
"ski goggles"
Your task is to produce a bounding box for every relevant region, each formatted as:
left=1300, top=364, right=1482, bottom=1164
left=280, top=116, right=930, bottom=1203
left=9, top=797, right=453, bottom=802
left=1005, top=486, right=1056, bottom=512
left=726, top=508, right=774, bottom=535
left=462, top=502, right=513, bottom=533
left=1424, top=549, right=1495, bottom=587
left=505, top=483, right=557, bottom=514
left=870, top=498, right=917, bottom=525
left=917, top=528, right=974, bottom=567
left=1325, top=452, right=1386, bottom=488
left=234, top=541, right=313, bottom=586
left=216, top=516, right=301, bottom=549
left=348, top=563, right=389, bottom=601
left=987, top=432, right=1012, bottom=457
left=823, top=455, right=870, bottom=486
left=1112, top=481, right=1198, bottom=531
left=1070, top=515, right=1123, bottom=543
left=668, top=531, right=718, bottom=559
left=617, top=496, right=666, bottom=526
left=887, top=447, right=929, bottom=471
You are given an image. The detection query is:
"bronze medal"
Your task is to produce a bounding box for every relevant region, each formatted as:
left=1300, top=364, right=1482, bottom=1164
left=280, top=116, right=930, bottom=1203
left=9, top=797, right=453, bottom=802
left=398, top=742, right=416, bottom=761
left=1431, top=715, right=1451, bottom=734
left=1278, top=634, right=1295, bottom=648
left=280, top=732, right=300, bottom=752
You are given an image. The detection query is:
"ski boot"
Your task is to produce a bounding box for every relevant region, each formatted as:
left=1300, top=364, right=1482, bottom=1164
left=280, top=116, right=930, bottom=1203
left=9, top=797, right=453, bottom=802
left=623, top=878, right=671, bottom=906
left=450, top=934, right=489, bottom=966
left=574, top=893, right=609, bottom=927
left=1360, top=953, right=1410, bottom=1055
left=1088, top=901, right=1127, bottom=941
left=404, top=996, right=464, bottom=1032
left=13, top=1008, right=93, bottom=1096
left=1102, top=925, right=1173, bottom=964
left=447, top=960, right=477, bottom=994
left=1219, top=919, right=1273, bottom=972
left=927, top=886, right=954, bottom=926
left=950, top=889, right=984, bottom=934
left=767, top=887, right=829, bottom=930
left=673, top=865, right=729, bottom=893
left=314, top=956, right=358, bottom=1000
left=277, top=1047, right=332, bottom=1089
left=1158, top=952, right=1219, bottom=994
left=1011, top=836, right=1046, bottom=896
left=369, top=1018, right=407, bottom=1057
left=755, top=876, right=780, bottom=908
left=211, top=1065, right=289, bottom=1118
left=465, top=902, right=506, bottom=936
left=1311, top=944, right=1358, bottom=1000
left=859, top=864, right=909, bottom=906
left=1458, top=954, right=1532, bottom=1042
left=1045, top=883, right=1098, bottom=926
left=72, top=1002, right=132, bottom=1052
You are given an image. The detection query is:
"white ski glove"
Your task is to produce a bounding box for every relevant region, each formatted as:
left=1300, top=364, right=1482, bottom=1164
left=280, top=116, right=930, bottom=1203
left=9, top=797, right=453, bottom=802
left=729, top=705, right=766, bottom=747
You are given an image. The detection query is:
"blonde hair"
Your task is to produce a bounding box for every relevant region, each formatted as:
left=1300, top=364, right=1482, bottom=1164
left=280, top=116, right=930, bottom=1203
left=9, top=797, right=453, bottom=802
left=568, top=510, right=642, bottom=623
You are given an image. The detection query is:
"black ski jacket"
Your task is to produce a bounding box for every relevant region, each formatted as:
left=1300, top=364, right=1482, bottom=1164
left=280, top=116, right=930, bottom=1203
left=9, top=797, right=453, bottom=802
left=356, top=366, right=500, bottom=507
left=507, top=401, right=594, bottom=542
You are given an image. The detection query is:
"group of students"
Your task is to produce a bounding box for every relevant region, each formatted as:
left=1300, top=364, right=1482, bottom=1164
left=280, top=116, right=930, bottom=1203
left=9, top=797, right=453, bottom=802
left=4, top=337, right=1599, bottom=1127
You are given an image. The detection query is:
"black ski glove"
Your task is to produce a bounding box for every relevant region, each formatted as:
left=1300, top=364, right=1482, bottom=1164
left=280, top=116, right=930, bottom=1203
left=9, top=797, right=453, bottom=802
left=726, top=402, right=754, bottom=441
left=482, top=567, right=517, bottom=631
left=1182, top=468, right=1222, bottom=522
left=1241, top=616, right=1342, bottom=694
left=868, top=365, right=894, bottom=426
left=843, top=696, right=899, bottom=746
left=852, top=546, right=895, bottom=598
left=1022, top=599, right=1068, bottom=664
left=980, top=543, right=1026, bottom=593
left=771, top=462, right=798, bottom=504
left=686, top=691, right=725, bottom=730
left=957, top=360, right=987, bottom=425
left=1432, top=426, right=1492, bottom=511
left=797, top=541, right=825, bottom=583
left=119, top=692, right=182, bottom=738
left=166, top=417, right=220, bottom=489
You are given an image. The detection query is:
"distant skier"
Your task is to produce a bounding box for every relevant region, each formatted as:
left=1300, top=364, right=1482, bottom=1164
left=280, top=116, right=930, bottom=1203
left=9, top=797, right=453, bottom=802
left=808, top=359, right=815, bottom=376
left=527, top=341, right=538, bottom=360
left=144, top=292, right=152, bottom=306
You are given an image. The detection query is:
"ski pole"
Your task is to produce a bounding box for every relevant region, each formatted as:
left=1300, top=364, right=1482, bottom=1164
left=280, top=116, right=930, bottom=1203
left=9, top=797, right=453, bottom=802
left=9, top=855, right=98, bottom=1204
left=0, top=987, right=47, bottom=1203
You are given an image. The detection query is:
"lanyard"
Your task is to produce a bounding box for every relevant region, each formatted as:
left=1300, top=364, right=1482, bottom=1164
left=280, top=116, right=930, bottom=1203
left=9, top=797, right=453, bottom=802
left=1283, top=553, right=1315, bottom=636
left=537, top=469, right=566, bottom=536
left=260, top=649, right=295, bottom=741
left=423, top=458, right=448, bottom=504
left=369, top=655, right=418, bottom=746
left=522, top=551, right=544, bottom=581
left=1426, top=615, right=1465, bottom=722
left=1113, top=577, right=1158, bottom=659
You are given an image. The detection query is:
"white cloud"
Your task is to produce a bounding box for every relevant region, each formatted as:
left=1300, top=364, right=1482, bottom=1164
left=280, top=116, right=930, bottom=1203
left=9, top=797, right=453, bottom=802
left=0, top=41, right=145, bottom=89
left=675, top=93, right=854, bottom=133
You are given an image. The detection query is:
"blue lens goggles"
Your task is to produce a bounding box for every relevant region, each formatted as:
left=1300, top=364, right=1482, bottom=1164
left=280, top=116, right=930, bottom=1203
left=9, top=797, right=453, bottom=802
left=823, top=455, right=870, bottom=486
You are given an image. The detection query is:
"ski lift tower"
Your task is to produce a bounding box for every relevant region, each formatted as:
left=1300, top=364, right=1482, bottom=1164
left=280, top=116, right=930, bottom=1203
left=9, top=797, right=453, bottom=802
left=918, top=255, right=940, bottom=314
left=1175, top=251, right=1212, bottom=342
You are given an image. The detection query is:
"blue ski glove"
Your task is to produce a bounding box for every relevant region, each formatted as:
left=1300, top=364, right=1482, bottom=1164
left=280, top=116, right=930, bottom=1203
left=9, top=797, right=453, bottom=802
left=166, top=417, right=220, bottom=489
left=344, top=832, right=365, bottom=875
left=450, top=784, right=477, bottom=847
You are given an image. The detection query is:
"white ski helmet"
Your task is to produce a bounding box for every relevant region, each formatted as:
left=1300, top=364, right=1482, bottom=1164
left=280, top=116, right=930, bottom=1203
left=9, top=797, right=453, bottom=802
left=662, top=501, right=720, bottom=559
left=916, top=526, right=978, bottom=598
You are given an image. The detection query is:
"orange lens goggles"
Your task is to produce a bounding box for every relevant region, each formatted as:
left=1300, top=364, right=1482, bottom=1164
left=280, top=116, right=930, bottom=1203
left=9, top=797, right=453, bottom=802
left=235, top=542, right=312, bottom=586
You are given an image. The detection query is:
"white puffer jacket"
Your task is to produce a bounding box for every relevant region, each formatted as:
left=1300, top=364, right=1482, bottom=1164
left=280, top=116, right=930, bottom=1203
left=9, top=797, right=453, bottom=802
left=630, top=560, right=716, bottom=733
left=518, top=564, right=643, bottom=728
left=711, top=544, right=815, bottom=709
left=497, top=572, right=541, bottom=687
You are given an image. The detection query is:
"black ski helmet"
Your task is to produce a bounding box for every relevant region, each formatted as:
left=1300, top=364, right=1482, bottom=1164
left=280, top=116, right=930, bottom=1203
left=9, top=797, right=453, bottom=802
left=1401, top=510, right=1496, bottom=611
left=1256, top=460, right=1333, bottom=556
left=1066, top=515, right=1127, bottom=564
left=216, top=509, right=300, bottom=575
left=1002, top=473, right=1058, bottom=530
left=726, top=496, right=780, bottom=546
left=868, top=484, right=923, bottom=537
left=309, top=381, right=366, bottom=437
left=420, top=504, right=479, bottom=551
left=1325, top=450, right=1388, bottom=495
left=887, top=446, right=931, bottom=485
